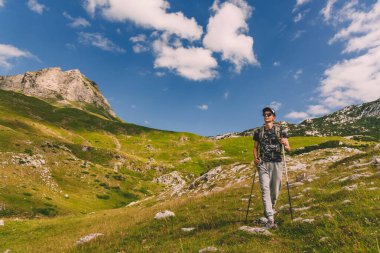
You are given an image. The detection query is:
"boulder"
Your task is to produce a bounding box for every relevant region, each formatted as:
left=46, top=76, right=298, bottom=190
left=75, top=233, right=103, bottom=245
left=154, top=210, right=175, bottom=220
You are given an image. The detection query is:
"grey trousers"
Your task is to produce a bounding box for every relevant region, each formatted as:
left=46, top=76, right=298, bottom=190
left=257, top=162, right=283, bottom=219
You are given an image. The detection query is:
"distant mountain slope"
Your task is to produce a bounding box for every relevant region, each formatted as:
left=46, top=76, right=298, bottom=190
left=214, top=98, right=380, bottom=140
left=0, top=67, right=117, bottom=120
left=291, top=98, right=380, bottom=140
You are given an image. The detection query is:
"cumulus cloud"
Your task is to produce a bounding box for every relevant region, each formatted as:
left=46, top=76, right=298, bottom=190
left=0, top=44, right=33, bottom=68
left=0, top=0, right=4, bottom=8
left=203, top=0, right=258, bottom=72
left=285, top=111, right=309, bottom=119
left=84, top=0, right=202, bottom=41
left=224, top=91, right=230, bottom=99
left=197, top=104, right=209, bottom=111
left=152, top=36, right=218, bottom=81
left=63, top=12, right=91, bottom=28
left=319, top=0, right=380, bottom=108
left=287, top=1, right=380, bottom=119
left=27, top=0, right=46, bottom=14
left=273, top=61, right=281, bottom=67
left=78, top=32, right=126, bottom=53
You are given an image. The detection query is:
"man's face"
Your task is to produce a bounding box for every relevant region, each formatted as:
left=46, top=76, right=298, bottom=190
left=263, top=111, right=275, bottom=123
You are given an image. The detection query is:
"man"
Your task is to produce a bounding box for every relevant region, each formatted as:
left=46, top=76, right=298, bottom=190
left=253, top=107, right=290, bottom=228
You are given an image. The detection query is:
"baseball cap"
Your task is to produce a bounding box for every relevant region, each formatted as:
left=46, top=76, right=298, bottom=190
left=262, top=107, right=276, bottom=116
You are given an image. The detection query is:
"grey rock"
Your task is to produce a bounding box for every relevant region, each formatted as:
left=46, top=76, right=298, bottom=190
left=75, top=233, right=103, bottom=245
left=0, top=67, right=116, bottom=117
left=181, top=227, right=195, bottom=232
left=238, top=226, right=272, bottom=236
left=154, top=210, right=175, bottom=220
left=342, top=184, right=358, bottom=191
left=0, top=219, right=4, bottom=226
left=199, top=246, right=218, bottom=253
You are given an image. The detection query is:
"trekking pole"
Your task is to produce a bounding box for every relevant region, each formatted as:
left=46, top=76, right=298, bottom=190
left=282, top=145, right=294, bottom=220
left=244, top=164, right=257, bottom=224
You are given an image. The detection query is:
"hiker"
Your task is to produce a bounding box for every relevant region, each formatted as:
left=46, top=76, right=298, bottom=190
left=253, top=107, right=291, bottom=228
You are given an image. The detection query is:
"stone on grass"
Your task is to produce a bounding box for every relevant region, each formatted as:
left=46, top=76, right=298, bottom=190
left=258, top=217, right=268, bottom=224
left=0, top=219, right=4, bottom=226
left=371, top=156, right=380, bottom=165
left=368, top=187, right=378, bottom=191
left=302, top=218, right=315, bottom=224
left=3, top=250, right=11, bottom=253
left=342, top=184, right=358, bottom=191
left=154, top=210, right=175, bottom=220
left=319, top=237, right=329, bottom=242
left=75, top=233, right=103, bottom=246
left=341, top=200, right=351, bottom=204
left=323, top=213, right=334, bottom=219
left=199, top=246, right=218, bottom=253
left=238, top=226, right=272, bottom=236
left=181, top=227, right=195, bottom=232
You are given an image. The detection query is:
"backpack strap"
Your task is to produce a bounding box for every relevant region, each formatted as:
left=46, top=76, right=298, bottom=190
left=273, top=124, right=282, bottom=143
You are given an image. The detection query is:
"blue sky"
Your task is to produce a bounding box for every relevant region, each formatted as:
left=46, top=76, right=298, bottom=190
left=0, top=0, right=379, bottom=136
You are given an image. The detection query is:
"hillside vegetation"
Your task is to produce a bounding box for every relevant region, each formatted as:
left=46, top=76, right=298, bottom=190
left=0, top=89, right=379, bottom=252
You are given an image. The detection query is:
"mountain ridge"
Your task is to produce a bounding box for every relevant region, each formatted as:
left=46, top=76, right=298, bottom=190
left=213, top=98, right=380, bottom=140
left=0, top=67, right=117, bottom=119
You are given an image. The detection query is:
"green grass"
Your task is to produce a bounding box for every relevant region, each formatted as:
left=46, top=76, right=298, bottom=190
left=0, top=88, right=378, bottom=252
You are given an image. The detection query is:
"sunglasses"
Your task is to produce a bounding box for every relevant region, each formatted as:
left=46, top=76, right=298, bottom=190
left=263, top=113, right=273, bottom=117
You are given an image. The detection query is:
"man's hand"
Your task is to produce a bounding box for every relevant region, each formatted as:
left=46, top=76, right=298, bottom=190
left=281, top=138, right=291, bottom=151
left=254, top=157, right=261, bottom=165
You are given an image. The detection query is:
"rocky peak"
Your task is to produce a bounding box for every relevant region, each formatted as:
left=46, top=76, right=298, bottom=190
left=0, top=67, right=116, bottom=118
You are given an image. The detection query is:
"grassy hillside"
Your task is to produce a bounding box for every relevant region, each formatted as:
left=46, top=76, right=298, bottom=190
left=0, top=146, right=378, bottom=252
left=0, top=88, right=378, bottom=252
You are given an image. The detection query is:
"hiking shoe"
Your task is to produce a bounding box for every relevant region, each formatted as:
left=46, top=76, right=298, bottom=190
left=265, top=219, right=278, bottom=229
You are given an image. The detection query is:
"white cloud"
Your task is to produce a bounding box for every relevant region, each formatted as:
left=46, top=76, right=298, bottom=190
left=294, top=9, right=310, bottom=23
left=270, top=101, right=282, bottom=111
left=273, top=61, right=281, bottom=67
left=144, top=120, right=150, bottom=125
left=152, top=36, right=218, bottom=81
left=294, top=0, right=312, bottom=11
left=27, top=0, right=46, bottom=14
left=132, top=44, right=149, bottom=53
left=203, top=0, right=258, bottom=72
left=318, top=0, right=380, bottom=108
left=0, top=0, right=5, bottom=8
left=63, top=12, right=91, bottom=28
left=293, top=69, right=303, bottom=80
left=285, top=111, right=309, bottom=119
left=155, top=71, right=166, bottom=77
left=130, top=34, right=146, bottom=43
left=289, top=1, right=380, bottom=119
left=0, top=44, right=33, bottom=68
left=224, top=91, right=230, bottom=99
left=78, top=32, right=125, bottom=53
left=321, top=0, right=337, bottom=22
left=307, top=105, right=329, bottom=115
left=84, top=0, right=203, bottom=41
left=292, top=30, right=305, bottom=41
left=130, top=34, right=150, bottom=53
left=197, top=104, right=209, bottom=111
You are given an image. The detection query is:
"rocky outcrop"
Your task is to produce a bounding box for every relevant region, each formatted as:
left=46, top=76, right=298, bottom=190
left=0, top=67, right=116, bottom=117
